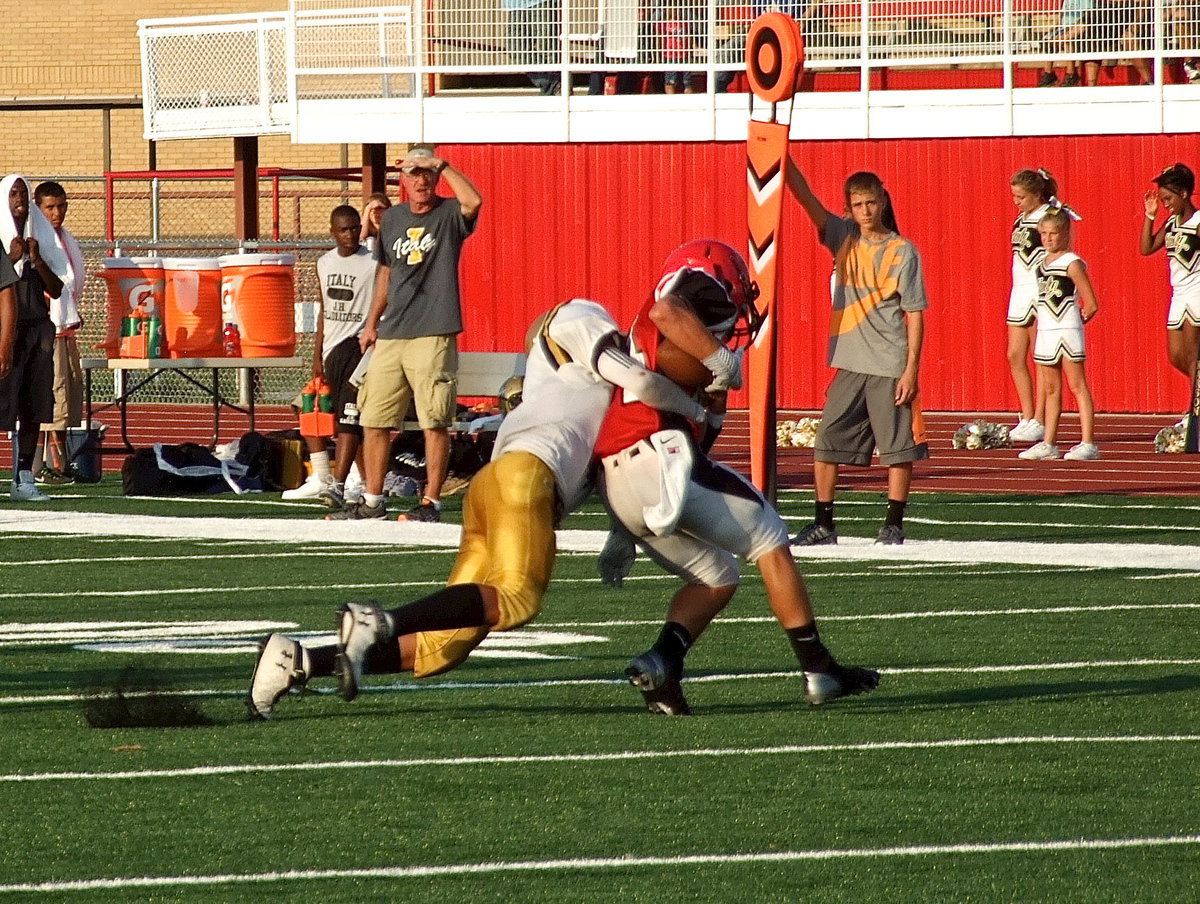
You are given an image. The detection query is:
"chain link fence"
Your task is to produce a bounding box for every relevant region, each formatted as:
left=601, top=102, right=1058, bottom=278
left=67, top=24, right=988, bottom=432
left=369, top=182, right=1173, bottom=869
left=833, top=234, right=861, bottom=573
left=45, top=173, right=374, bottom=408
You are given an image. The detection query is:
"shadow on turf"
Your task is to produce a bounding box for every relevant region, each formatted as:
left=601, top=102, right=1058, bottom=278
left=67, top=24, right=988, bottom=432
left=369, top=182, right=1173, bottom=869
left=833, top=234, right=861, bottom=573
left=878, top=672, right=1200, bottom=710
left=81, top=664, right=215, bottom=728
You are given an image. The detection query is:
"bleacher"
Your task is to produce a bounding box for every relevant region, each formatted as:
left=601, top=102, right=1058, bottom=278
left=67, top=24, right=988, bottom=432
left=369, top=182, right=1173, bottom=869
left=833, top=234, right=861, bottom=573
left=136, top=0, right=1200, bottom=143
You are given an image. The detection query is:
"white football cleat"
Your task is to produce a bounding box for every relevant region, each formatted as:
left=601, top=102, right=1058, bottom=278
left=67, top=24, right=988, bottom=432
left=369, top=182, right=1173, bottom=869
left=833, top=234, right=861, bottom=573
left=805, top=664, right=880, bottom=705
left=335, top=602, right=390, bottom=701
left=246, top=634, right=310, bottom=720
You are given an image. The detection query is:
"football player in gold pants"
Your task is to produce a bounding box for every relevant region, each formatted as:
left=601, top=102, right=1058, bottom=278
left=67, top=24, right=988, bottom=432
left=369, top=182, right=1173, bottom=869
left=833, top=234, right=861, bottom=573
left=247, top=298, right=708, bottom=718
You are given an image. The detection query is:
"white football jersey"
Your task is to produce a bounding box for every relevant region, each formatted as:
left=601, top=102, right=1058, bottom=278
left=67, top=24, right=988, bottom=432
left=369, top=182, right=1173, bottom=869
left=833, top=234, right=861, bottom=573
left=493, top=298, right=620, bottom=512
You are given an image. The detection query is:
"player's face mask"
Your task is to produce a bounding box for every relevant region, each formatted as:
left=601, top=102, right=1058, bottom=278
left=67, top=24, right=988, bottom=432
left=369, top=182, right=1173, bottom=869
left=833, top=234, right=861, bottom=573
left=656, top=239, right=763, bottom=347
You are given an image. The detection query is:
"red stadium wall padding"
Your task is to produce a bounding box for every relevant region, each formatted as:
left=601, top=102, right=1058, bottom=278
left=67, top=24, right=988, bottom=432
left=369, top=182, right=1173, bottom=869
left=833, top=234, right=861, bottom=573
left=440, top=135, right=1198, bottom=413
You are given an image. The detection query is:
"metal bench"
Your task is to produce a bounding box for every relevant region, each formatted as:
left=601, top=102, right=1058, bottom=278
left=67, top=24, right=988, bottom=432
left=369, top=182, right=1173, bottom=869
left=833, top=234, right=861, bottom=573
left=401, top=350, right=526, bottom=432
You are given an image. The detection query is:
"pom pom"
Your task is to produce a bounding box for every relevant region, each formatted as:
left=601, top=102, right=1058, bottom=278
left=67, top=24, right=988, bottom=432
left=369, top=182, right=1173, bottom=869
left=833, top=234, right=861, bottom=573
left=1155, top=424, right=1186, bottom=453
left=776, top=417, right=821, bottom=448
left=952, top=419, right=1011, bottom=450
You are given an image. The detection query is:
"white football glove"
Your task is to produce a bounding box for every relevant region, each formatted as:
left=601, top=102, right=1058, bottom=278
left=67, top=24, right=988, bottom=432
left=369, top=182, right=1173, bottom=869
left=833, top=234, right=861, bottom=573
left=703, top=345, right=743, bottom=392
left=597, top=529, right=637, bottom=588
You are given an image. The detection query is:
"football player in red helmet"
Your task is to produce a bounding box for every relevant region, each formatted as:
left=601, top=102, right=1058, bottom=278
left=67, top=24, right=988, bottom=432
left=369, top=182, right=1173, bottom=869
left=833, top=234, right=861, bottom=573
left=248, top=298, right=711, bottom=719
left=595, top=240, right=880, bottom=716
left=655, top=237, right=763, bottom=347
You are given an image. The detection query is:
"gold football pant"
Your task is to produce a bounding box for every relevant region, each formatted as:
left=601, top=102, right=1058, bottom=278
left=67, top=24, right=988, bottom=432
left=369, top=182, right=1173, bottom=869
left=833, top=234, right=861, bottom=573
left=413, top=451, right=559, bottom=678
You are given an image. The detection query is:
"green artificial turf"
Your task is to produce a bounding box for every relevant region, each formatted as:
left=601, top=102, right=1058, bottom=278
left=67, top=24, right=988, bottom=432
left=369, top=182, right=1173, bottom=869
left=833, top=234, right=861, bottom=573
left=1, top=477, right=1198, bottom=901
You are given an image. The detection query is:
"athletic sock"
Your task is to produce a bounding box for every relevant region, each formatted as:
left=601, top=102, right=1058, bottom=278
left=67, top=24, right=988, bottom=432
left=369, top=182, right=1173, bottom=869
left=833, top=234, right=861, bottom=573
left=384, top=584, right=488, bottom=637
left=363, top=492, right=384, bottom=508
left=815, top=501, right=835, bottom=530
left=650, top=621, right=693, bottom=679
left=311, top=450, right=332, bottom=483
left=365, top=639, right=403, bottom=674
left=787, top=623, right=834, bottom=673
left=885, top=499, right=907, bottom=528
left=305, top=643, right=337, bottom=677
left=17, top=452, right=34, bottom=473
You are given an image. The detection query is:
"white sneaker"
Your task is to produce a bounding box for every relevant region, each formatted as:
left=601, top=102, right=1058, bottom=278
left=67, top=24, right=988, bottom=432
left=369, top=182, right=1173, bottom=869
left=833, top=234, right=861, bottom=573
left=335, top=602, right=390, bottom=701
left=344, top=462, right=364, bottom=499
left=1010, top=418, right=1045, bottom=443
left=246, top=634, right=310, bottom=720
left=281, top=473, right=332, bottom=501
left=10, top=471, right=50, bottom=502
left=1064, top=442, right=1100, bottom=461
left=1018, top=441, right=1061, bottom=460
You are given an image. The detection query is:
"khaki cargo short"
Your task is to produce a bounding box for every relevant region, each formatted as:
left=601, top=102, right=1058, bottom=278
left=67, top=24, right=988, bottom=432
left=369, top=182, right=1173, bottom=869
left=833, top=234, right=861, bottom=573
left=358, top=335, right=458, bottom=430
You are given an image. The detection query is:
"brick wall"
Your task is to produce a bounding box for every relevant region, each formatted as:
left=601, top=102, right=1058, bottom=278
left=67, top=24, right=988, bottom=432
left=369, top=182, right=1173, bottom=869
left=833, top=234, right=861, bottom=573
left=0, top=0, right=358, bottom=179
left=6, top=1, right=286, bottom=96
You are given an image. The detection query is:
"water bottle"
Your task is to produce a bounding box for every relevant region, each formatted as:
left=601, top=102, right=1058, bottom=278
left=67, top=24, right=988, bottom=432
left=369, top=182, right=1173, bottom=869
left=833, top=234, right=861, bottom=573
left=300, top=379, right=316, bottom=414
left=222, top=322, right=242, bottom=357
left=147, top=314, right=165, bottom=358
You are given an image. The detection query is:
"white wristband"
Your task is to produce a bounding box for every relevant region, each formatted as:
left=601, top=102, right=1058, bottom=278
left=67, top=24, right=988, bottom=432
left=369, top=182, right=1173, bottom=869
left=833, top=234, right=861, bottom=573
left=702, top=344, right=737, bottom=381
left=1145, top=213, right=1156, bottom=220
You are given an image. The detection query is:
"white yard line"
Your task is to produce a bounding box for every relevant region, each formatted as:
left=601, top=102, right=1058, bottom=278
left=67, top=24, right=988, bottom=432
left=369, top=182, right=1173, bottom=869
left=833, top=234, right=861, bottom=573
left=3, top=734, right=1198, bottom=784
left=799, top=514, right=1200, bottom=533
left=4, top=657, right=1198, bottom=706
left=1, top=834, right=1197, bottom=893
left=8, top=548, right=448, bottom=568
left=5, top=510, right=1200, bottom=571
left=2, top=601, right=1195, bottom=648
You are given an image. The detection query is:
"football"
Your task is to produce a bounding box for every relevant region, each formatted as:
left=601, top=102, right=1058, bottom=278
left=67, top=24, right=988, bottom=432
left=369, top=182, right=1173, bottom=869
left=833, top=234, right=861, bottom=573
left=656, top=338, right=713, bottom=392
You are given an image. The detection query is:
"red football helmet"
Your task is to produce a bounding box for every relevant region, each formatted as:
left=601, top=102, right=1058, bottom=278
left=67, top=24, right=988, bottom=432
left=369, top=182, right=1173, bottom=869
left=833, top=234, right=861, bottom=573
left=657, top=239, right=762, bottom=345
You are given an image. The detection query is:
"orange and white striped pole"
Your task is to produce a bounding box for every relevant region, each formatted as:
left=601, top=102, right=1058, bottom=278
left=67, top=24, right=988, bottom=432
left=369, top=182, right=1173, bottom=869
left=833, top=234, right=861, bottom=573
left=745, top=13, right=804, bottom=503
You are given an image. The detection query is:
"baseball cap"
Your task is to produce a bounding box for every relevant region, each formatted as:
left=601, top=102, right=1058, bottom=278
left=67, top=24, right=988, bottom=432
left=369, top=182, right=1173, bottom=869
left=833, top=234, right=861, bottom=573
left=399, top=146, right=437, bottom=174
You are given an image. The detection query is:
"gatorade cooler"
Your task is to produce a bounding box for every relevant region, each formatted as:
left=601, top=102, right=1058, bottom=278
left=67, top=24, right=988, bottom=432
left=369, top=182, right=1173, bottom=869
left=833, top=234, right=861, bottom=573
left=218, top=253, right=297, bottom=358
left=161, top=257, right=224, bottom=358
left=100, top=257, right=163, bottom=356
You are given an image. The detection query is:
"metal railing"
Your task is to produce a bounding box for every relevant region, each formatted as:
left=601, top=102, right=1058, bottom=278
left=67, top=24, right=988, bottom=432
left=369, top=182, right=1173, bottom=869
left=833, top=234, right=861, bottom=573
left=41, top=172, right=376, bottom=406
left=139, top=0, right=1200, bottom=140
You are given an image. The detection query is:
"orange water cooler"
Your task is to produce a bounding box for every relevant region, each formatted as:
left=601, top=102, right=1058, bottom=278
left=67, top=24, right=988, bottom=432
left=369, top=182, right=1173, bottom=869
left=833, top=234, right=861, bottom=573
left=100, top=257, right=164, bottom=356
left=161, top=257, right=224, bottom=358
left=218, top=253, right=297, bottom=358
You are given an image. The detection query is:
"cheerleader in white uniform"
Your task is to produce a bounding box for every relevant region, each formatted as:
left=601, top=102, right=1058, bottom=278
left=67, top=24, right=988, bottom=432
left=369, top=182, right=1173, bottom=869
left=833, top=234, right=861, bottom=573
left=1006, top=168, right=1059, bottom=443
left=1019, top=207, right=1100, bottom=462
left=1140, top=163, right=1199, bottom=426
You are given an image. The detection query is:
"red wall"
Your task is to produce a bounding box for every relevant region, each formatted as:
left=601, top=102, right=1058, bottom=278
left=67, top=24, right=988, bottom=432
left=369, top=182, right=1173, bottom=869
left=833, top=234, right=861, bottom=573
left=442, top=135, right=1198, bottom=413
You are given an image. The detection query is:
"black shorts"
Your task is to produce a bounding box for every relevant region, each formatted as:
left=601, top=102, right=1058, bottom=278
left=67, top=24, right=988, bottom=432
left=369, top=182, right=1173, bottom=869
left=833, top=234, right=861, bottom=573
left=323, top=335, right=364, bottom=436
left=0, top=318, right=55, bottom=431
